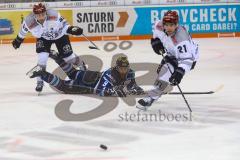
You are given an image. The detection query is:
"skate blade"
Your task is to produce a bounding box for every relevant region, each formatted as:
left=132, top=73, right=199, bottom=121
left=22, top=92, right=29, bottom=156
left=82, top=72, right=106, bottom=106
left=37, top=91, right=42, bottom=96
left=136, top=105, right=147, bottom=111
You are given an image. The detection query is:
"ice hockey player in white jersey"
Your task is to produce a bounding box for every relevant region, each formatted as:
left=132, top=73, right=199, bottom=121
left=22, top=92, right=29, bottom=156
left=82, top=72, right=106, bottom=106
left=137, top=10, right=199, bottom=110
left=12, top=3, right=85, bottom=93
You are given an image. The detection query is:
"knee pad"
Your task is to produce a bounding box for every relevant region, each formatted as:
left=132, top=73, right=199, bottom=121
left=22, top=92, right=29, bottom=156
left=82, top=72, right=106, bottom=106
left=38, top=52, right=49, bottom=66
left=64, top=54, right=85, bottom=69
left=158, top=65, right=168, bottom=76
left=63, top=53, right=76, bottom=63
left=154, top=79, right=173, bottom=94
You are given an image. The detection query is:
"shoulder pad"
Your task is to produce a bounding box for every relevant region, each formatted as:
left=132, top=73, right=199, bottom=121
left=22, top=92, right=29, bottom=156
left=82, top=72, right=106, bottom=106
left=46, top=9, right=58, bottom=21
left=25, top=13, right=38, bottom=29
left=102, top=68, right=112, bottom=76
left=155, top=20, right=164, bottom=31
left=172, top=26, right=190, bottom=45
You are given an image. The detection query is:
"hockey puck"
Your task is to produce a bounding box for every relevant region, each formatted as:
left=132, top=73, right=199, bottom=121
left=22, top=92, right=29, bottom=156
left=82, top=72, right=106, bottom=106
left=100, top=144, right=108, bottom=150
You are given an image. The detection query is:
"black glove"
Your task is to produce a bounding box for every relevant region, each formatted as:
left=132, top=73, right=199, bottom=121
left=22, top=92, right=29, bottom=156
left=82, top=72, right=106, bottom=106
left=105, top=86, right=126, bottom=97
left=169, top=67, right=185, bottom=86
left=12, top=36, right=24, bottom=49
left=151, top=38, right=164, bottom=55
left=115, top=88, right=127, bottom=97
left=128, top=85, right=144, bottom=95
left=67, top=26, right=83, bottom=36
left=157, top=56, right=178, bottom=74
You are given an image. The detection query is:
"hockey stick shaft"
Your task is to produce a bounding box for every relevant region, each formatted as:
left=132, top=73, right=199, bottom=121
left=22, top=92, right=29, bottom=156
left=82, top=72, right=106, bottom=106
left=160, top=52, right=192, bottom=112
left=82, top=34, right=100, bottom=50
left=169, top=91, right=213, bottom=95
left=138, top=91, right=212, bottom=95
left=169, top=84, right=223, bottom=95
left=136, top=84, right=223, bottom=95
left=175, top=84, right=192, bottom=112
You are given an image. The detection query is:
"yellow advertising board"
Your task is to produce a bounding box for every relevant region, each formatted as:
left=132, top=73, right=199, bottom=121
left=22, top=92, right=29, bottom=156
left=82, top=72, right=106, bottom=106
left=0, top=9, right=72, bottom=40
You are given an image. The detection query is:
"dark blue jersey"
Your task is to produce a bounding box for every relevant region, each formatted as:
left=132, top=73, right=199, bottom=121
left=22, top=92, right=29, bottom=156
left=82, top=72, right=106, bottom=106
left=95, top=67, right=136, bottom=96
left=72, top=70, right=101, bottom=89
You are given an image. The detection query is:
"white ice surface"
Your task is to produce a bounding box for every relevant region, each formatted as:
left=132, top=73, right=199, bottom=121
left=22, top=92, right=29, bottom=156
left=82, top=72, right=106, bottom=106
left=0, top=38, right=240, bottom=160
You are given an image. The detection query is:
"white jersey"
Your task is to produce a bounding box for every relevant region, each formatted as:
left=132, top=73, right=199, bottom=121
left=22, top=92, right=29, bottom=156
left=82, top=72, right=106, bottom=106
left=18, top=9, right=70, bottom=40
left=153, top=20, right=199, bottom=73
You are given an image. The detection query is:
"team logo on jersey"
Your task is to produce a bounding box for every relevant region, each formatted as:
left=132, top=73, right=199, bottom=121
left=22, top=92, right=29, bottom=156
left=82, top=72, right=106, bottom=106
left=36, top=40, right=44, bottom=48
left=63, top=44, right=72, bottom=54
left=23, top=24, right=28, bottom=32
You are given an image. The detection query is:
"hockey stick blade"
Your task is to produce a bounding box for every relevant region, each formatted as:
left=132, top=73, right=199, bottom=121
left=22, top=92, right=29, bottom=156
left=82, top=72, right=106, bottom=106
left=26, top=65, right=38, bottom=76
left=89, top=46, right=99, bottom=50
left=37, top=92, right=41, bottom=96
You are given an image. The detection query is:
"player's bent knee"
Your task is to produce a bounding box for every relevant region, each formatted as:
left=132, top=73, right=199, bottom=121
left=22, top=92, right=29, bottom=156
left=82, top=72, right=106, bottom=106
left=38, top=52, right=49, bottom=66
left=63, top=53, right=76, bottom=63
left=158, top=65, right=169, bottom=76
left=154, top=79, right=173, bottom=93
left=63, top=54, right=85, bottom=68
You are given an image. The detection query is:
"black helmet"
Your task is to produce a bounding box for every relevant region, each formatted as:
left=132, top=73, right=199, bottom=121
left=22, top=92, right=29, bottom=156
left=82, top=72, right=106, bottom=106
left=116, top=56, right=129, bottom=68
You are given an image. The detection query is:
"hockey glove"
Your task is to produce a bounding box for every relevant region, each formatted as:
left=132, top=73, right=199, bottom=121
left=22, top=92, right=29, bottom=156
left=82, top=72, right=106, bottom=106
left=114, top=86, right=127, bottom=97
left=115, top=88, right=127, bottom=97
left=67, top=26, right=83, bottom=36
left=105, top=86, right=126, bottom=97
left=12, top=36, right=24, bottom=49
left=128, top=85, right=144, bottom=95
left=151, top=38, right=164, bottom=55
left=157, top=56, right=178, bottom=74
left=169, top=67, right=185, bottom=86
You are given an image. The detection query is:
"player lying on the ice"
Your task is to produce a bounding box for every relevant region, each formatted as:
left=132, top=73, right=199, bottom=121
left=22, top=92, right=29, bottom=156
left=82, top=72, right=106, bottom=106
left=28, top=55, right=144, bottom=97
left=137, top=10, right=199, bottom=110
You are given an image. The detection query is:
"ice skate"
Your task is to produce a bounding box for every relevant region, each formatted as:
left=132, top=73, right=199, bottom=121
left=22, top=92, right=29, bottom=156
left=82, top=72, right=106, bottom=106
left=35, top=81, right=44, bottom=94
left=136, top=96, right=154, bottom=111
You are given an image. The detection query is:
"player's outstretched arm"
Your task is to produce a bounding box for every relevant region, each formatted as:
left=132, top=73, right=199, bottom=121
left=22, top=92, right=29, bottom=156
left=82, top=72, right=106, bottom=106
left=12, top=20, right=29, bottom=49
left=126, top=77, right=144, bottom=95
left=12, top=36, right=24, bottom=49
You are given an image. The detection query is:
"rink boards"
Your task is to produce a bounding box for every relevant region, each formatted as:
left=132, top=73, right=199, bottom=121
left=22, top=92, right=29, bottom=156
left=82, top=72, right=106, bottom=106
left=0, top=3, right=240, bottom=43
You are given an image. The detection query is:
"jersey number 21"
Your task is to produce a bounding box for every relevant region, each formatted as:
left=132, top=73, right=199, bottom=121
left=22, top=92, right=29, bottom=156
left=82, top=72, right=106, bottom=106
left=178, top=45, right=187, bottom=53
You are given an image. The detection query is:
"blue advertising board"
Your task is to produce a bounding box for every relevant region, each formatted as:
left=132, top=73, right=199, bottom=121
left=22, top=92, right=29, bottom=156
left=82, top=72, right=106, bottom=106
left=131, top=4, right=240, bottom=35
left=0, top=19, right=13, bottom=35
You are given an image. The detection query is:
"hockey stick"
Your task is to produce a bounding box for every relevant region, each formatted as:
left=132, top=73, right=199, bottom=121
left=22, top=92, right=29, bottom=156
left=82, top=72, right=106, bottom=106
left=136, top=84, right=224, bottom=96
left=160, top=50, right=192, bottom=112
left=169, top=84, right=224, bottom=95
left=82, top=33, right=100, bottom=50
left=26, top=65, right=38, bottom=76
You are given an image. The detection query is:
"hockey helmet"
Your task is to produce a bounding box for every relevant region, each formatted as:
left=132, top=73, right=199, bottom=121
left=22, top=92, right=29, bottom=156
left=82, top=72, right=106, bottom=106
left=116, top=56, right=129, bottom=68
left=163, top=10, right=179, bottom=25
left=115, top=56, right=129, bottom=76
left=33, top=3, right=46, bottom=14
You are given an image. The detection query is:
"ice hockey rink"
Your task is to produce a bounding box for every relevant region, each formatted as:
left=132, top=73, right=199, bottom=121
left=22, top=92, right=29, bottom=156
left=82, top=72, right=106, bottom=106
left=0, top=37, right=240, bottom=160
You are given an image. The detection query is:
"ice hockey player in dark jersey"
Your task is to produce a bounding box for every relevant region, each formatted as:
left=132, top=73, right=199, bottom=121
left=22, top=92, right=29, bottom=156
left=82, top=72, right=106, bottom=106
left=12, top=3, right=85, bottom=93
left=28, top=56, right=144, bottom=97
